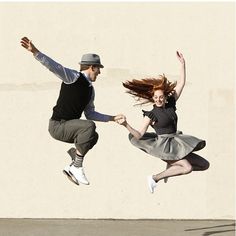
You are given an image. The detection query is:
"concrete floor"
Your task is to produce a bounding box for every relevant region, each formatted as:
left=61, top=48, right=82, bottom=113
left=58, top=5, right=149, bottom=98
left=0, top=219, right=235, bottom=236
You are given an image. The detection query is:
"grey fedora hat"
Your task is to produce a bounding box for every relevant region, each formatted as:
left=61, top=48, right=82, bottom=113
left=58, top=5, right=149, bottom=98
left=79, top=53, right=104, bottom=68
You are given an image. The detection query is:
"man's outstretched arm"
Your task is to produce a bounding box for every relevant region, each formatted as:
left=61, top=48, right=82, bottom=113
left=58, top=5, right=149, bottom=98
left=20, top=36, right=79, bottom=83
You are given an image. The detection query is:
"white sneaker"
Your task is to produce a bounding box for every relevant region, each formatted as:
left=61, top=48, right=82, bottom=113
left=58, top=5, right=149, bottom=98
left=147, top=175, right=157, bottom=194
left=69, top=165, right=90, bottom=185
left=63, top=165, right=79, bottom=185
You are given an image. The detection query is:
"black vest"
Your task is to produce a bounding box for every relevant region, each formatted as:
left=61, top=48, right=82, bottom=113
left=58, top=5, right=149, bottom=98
left=51, top=73, right=93, bottom=121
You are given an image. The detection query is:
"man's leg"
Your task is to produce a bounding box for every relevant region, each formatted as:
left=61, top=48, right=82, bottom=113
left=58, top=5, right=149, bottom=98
left=49, top=119, right=98, bottom=185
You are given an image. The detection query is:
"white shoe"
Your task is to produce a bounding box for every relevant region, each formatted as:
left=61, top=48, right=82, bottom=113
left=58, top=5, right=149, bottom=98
left=63, top=165, right=79, bottom=185
left=147, top=175, right=157, bottom=193
left=69, top=165, right=89, bottom=185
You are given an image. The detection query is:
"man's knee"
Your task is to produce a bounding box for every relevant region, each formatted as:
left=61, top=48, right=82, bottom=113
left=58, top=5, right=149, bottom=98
left=86, top=120, right=96, bottom=130
left=85, top=121, right=97, bottom=136
left=75, top=131, right=99, bottom=156
left=91, top=131, right=99, bottom=145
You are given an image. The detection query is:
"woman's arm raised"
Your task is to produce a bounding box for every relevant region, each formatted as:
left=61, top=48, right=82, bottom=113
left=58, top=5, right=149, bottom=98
left=174, top=51, right=186, bottom=101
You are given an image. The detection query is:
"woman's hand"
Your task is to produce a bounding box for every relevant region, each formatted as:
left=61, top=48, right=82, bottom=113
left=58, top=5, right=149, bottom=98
left=176, top=51, right=185, bottom=65
left=115, top=114, right=127, bottom=126
left=174, top=51, right=186, bottom=101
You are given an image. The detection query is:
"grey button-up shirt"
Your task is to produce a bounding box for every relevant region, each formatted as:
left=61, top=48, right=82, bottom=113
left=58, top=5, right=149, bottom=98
left=34, top=52, right=112, bottom=122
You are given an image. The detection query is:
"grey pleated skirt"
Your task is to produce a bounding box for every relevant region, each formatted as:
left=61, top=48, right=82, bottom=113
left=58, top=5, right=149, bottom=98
left=128, top=131, right=206, bottom=161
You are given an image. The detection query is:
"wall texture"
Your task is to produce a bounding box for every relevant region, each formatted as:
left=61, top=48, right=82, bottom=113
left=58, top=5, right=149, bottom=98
left=0, top=2, right=235, bottom=219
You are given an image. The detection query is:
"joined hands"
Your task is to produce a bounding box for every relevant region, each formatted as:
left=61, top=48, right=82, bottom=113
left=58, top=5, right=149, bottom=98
left=114, top=114, right=127, bottom=126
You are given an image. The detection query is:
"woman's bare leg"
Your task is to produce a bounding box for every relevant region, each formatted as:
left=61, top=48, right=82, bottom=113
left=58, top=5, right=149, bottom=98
left=164, top=163, right=170, bottom=183
left=163, top=153, right=209, bottom=182
left=152, top=159, right=193, bottom=182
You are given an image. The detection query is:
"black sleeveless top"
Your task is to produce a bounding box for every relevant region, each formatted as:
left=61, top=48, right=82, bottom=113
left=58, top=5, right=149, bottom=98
left=51, top=73, right=93, bottom=121
left=143, top=96, right=178, bottom=135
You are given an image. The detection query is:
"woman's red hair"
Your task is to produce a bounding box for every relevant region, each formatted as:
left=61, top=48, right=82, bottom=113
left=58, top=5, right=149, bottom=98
left=123, top=74, right=176, bottom=105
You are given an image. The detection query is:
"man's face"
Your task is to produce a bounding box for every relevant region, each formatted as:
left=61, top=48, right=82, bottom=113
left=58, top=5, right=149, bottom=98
left=90, top=66, right=101, bottom=82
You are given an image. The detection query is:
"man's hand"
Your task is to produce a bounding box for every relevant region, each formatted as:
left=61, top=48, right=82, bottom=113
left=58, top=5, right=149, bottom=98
left=20, top=37, right=39, bottom=55
left=114, top=114, right=127, bottom=126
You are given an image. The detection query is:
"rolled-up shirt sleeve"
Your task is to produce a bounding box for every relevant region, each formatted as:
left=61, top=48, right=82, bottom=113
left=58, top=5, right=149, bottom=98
left=34, top=52, right=79, bottom=84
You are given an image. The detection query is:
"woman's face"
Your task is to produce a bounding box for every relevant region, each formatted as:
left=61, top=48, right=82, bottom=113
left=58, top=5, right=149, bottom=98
left=153, top=89, right=166, bottom=107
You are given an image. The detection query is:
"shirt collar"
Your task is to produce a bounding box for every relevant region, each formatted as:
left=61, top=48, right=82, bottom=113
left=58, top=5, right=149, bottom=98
left=81, top=71, right=92, bottom=86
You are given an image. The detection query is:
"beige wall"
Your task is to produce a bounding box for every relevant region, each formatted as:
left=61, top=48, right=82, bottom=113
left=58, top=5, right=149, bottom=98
left=0, top=2, right=235, bottom=219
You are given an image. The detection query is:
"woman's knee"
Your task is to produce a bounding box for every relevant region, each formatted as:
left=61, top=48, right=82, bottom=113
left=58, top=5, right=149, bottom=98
left=171, top=159, right=193, bottom=175
left=181, top=161, right=193, bottom=174
left=182, top=164, right=193, bottom=174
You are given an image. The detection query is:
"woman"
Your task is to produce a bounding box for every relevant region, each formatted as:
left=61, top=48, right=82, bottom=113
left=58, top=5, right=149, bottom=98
left=118, top=51, right=209, bottom=193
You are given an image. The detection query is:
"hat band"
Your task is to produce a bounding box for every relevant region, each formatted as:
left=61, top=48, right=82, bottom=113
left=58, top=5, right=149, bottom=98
left=81, top=61, right=101, bottom=64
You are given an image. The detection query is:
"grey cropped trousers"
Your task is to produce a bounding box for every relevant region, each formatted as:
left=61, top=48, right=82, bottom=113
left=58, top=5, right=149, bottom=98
left=48, top=119, right=98, bottom=156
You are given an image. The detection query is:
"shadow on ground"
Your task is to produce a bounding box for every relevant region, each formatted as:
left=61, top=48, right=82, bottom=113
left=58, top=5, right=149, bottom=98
left=0, top=219, right=235, bottom=236
left=185, top=222, right=235, bottom=236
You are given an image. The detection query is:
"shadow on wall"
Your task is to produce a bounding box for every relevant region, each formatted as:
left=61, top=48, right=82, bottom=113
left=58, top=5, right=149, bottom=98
left=0, top=82, right=59, bottom=91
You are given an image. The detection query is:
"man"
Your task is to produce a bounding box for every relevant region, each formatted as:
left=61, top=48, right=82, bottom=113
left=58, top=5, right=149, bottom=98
left=20, top=37, right=122, bottom=186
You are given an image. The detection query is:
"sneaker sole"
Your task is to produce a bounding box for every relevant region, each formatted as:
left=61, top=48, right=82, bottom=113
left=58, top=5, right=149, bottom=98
left=63, top=170, right=79, bottom=185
